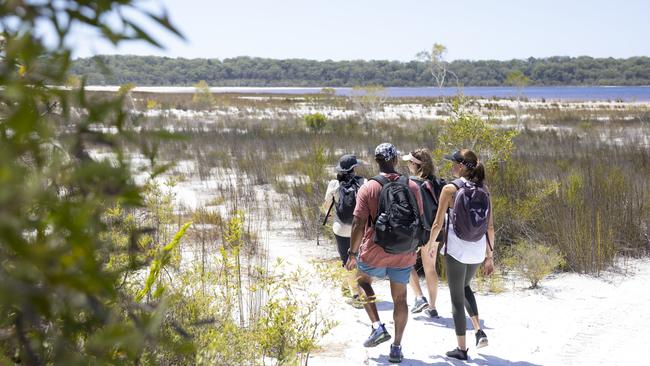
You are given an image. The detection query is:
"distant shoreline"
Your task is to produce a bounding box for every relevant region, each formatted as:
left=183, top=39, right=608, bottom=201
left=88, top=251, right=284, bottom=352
left=72, top=55, right=650, bottom=88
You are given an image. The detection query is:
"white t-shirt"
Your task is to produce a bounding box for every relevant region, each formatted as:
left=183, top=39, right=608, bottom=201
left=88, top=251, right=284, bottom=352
left=324, top=178, right=366, bottom=237
left=441, top=178, right=488, bottom=264
left=442, top=215, right=487, bottom=264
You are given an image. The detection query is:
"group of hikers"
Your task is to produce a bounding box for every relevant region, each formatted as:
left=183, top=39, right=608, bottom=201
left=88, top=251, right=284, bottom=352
left=322, top=143, right=495, bottom=363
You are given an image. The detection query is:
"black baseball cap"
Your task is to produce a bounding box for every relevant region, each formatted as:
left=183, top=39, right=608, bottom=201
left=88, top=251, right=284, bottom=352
left=444, top=150, right=477, bottom=169
left=443, top=150, right=464, bottom=163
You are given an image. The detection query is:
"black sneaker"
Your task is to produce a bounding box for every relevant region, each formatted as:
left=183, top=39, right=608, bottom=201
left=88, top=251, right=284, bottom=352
left=388, top=344, right=404, bottom=363
left=410, top=297, right=428, bottom=313
left=363, top=324, right=391, bottom=347
left=475, top=329, right=488, bottom=348
left=446, top=347, right=468, bottom=361
left=424, top=308, right=439, bottom=318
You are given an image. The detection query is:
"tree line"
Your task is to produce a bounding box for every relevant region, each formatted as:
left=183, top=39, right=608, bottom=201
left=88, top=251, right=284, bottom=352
left=71, top=55, right=650, bottom=87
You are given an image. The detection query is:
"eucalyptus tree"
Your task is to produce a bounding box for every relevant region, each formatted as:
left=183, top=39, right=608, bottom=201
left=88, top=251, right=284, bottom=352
left=416, top=43, right=460, bottom=88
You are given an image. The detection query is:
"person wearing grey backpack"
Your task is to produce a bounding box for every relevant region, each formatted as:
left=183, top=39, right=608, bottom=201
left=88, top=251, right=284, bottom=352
left=425, top=149, right=495, bottom=361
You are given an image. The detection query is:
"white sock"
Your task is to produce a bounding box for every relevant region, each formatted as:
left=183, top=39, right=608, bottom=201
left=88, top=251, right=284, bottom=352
left=372, top=321, right=382, bottom=329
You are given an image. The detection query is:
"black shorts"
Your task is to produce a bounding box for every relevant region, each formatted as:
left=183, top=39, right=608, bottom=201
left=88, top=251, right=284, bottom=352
left=334, top=234, right=351, bottom=267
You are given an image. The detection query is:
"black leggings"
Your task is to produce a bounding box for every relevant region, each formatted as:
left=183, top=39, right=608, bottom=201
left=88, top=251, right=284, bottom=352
left=335, top=234, right=351, bottom=267
left=445, top=254, right=480, bottom=336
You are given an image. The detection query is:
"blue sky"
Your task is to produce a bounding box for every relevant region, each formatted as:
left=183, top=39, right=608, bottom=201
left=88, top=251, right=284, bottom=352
left=69, top=0, right=650, bottom=61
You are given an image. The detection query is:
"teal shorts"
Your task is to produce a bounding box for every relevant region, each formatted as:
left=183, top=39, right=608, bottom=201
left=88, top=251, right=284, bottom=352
left=357, top=259, right=412, bottom=284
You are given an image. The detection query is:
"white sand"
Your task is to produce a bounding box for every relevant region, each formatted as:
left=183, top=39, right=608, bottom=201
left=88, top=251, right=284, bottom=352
left=277, top=235, right=650, bottom=365
left=254, top=187, right=650, bottom=366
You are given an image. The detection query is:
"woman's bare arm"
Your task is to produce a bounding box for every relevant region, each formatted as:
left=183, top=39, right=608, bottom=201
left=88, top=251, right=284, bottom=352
left=426, top=184, right=457, bottom=255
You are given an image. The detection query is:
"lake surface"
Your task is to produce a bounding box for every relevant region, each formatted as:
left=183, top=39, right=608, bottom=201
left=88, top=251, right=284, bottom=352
left=361, top=86, right=650, bottom=101
left=88, top=85, right=650, bottom=101
left=275, top=86, right=650, bottom=101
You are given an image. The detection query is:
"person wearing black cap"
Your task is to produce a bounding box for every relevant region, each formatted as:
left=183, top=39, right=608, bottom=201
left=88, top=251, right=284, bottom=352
left=425, top=149, right=495, bottom=361
left=323, top=154, right=366, bottom=307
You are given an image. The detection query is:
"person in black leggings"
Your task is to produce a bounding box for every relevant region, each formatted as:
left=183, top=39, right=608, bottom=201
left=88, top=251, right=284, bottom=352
left=426, top=149, right=495, bottom=361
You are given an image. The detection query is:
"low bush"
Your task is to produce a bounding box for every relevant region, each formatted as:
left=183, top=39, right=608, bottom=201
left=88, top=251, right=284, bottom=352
left=503, top=240, right=565, bottom=288
left=192, top=80, right=215, bottom=109
left=304, top=113, right=328, bottom=133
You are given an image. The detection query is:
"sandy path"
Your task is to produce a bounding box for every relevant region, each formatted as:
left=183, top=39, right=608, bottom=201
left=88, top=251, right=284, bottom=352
left=264, top=222, right=650, bottom=365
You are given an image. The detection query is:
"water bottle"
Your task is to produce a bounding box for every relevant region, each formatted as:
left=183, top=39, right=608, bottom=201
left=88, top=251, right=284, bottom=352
left=375, top=212, right=388, bottom=232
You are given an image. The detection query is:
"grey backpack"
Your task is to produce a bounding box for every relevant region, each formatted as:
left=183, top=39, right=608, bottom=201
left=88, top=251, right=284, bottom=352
left=445, top=179, right=491, bottom=244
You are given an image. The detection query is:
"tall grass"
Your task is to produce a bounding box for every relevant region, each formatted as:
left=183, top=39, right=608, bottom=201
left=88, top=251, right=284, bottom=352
left=106, top=91, right=650, bottom=276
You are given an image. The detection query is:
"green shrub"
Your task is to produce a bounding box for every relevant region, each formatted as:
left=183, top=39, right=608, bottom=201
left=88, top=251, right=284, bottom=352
left=118, top=82, right=137, bottom=96
left=304, top=113, right=328, bottom=133
left=434, top=97, right=518, bottom=168
left=193, top=80, right=215, bottom=109
left=474, top=265, right=506, bottom=294
left=503, top=240, right=565, bottom=288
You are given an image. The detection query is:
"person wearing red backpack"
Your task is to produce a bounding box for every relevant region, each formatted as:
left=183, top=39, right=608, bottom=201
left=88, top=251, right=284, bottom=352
left=345, top=143, right=425, bottom=363
left=401, top=148, right=445, bottom=319
left=426, top=149, right=495, bottom=361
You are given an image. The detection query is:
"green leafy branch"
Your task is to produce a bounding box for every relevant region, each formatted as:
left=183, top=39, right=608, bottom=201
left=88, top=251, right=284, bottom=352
left=137, top=221, right=193, bottom=302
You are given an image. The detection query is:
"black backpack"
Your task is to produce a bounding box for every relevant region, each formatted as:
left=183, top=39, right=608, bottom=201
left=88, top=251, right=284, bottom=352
left=370, top=175, right=423, bottom=254
left=335, top=176, right=363, bottom=224
left=411, top=176, right=446, bottom=245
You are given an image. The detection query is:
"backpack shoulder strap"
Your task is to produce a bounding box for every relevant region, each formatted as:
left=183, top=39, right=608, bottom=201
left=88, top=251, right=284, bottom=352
left=450, top=178, right=465, bottom=190
left=409, top=176, right=425, bottom=186
left=396, top=174, right=409, bottom=186
left=444, top=180, right=462, bottom=255
left=422, top=179, right=438, bottom=205
left=433, top=177, right=446, bottom=195
left=367, top=175, right=389, bottom=228
left=370, top=174, right=390, bottom=186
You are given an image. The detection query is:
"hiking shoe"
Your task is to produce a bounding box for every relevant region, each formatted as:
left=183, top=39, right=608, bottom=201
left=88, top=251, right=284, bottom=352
left=446, top=347, right=468, bottom=361
left=424, top=308, right=439, bottom=318
left=363, top=324, right=391, bottom=347
left=388, top=344, right=404, bottom=363
left=410, top=297, right=428, bottom=313
left=475, top=329, right=488, bottom=348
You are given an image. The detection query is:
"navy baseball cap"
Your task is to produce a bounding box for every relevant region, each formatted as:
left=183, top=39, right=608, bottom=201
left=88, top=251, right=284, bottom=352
left=336, top=154, right=359, bottom=172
